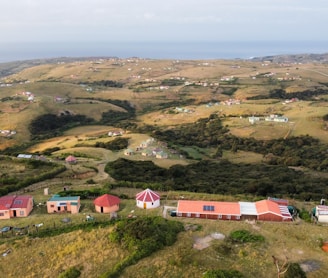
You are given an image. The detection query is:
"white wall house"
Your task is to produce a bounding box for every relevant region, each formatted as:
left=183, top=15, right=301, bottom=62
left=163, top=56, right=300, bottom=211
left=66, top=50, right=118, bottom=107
left=136, top=188, right=160, bottom=209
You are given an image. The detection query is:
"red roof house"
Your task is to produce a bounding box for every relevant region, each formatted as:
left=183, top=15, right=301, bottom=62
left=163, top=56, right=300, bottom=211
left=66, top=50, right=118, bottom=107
left=136, top=188, right=160, bottom=209
left=65, top=155, right=77, bottom=164
left=177, top=200, right=241, bottom=220
left=255, top=200, right=292, bottom=222
left=0, top=195, right=34, bottom=220
left=94, top=194, right=120, bottom=213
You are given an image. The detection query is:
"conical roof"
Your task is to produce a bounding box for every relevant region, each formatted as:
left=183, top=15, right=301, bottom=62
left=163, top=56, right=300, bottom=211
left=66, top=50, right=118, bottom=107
left=136, top=188, right=160, bottom=202
left=65, top=155, right=76, bottom=162
left=94, top=194, right=120, bottom=207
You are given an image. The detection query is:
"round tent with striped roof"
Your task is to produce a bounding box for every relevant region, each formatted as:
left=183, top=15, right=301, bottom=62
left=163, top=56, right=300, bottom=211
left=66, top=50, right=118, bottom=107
left=136, top=188, right=160, bottom=209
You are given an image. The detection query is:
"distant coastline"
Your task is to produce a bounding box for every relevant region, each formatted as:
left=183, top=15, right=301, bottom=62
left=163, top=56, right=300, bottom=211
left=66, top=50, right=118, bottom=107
left=0, top=40, right=328, bottom=62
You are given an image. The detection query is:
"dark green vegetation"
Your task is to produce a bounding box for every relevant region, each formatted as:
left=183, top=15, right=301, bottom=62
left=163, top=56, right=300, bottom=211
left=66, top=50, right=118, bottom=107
left=80, top=80, right=124, bottom=88
left=247, top=88, right=328, bottom=101
left=203, top=269, right=245, bottom=278
left=93, top=137, right=129, bottom=151
left=150, top=114, right=328, bottom=171
left=58, top=267, right=82, bottom=278
left=284, top=263, right=307, bottom=278
left=28, top=99, right=136, bottom=139
left=105, top=156, right=327, bottom=200
left=0, top=156, right=65, bottom=196
left=229, top=230, right=265, bottom=243
left=104, top=217, right=184, bottom=278
left=29, top=113, right=94, bottom=140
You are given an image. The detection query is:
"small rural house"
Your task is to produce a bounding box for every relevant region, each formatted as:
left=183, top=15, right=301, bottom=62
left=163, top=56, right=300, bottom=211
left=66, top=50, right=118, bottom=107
left=124, top=148, right=134, bottom=156
left=108, top=130, right=124, bottom=137
left=46, top=195, right=80, bottom=214
left=156, top=151, right=168, bottom=159
left=314, top=205, right=328, bottom=224
left=0, top=195, right=34, bottom=219
left=175, top=199, right=292, bottom=222
left=94, top=194, right=120, bottom=213
left=136, top=188, right=160, bottom=209
left=65, top=155, right=77, bottom=164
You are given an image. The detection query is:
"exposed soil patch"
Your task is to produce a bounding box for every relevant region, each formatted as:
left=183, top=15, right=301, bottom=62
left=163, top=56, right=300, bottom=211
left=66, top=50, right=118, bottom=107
left=300, top=260, right=321, bottom=273
left=193, top=232, right=225, bottom=250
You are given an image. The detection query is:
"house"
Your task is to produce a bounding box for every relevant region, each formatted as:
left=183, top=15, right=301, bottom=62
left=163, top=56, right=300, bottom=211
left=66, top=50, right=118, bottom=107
left=156, top=151, right=168, bottom=159
left=175, top=199, right=292, bottom=222
left=124, top=148, right=134, bottom=156
left=46, top=195, right=80, bottom=214
left=314, top=205, right=328, bottom=224
left=94, top=194, right=120, bottom=214
left=264, top=114, right=288, bottom=123
left=248, top=116, right=260, bottom=124
left=177, top=200, right=241, bottom=220
left=255, top=200, right=292, bottom=222
left=141, top=149, right=153, bottom=156
left=0, top=195, right=34, bottom=219
left=17, top=154, right=33, bottom=159
left=65, top=155, right=77, bottom=164
left=136, top=188, right=160, bottom=209
left=108, top=130, right=124, bottom=137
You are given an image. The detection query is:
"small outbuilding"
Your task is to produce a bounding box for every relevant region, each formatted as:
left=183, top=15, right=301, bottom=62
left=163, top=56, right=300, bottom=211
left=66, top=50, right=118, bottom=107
left=47, top=195, right=80, bottom=214
left=65, top=155, right=77, bottom=164
left=136, top=188, right=160, bottom=209
left=94, top=194, right=120, bottom=214
left=315, top=205, right=328, bottom=224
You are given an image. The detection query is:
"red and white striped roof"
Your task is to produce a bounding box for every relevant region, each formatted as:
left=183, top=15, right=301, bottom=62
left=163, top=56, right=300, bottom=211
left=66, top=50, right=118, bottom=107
left=136, top=188, right=160, bottom=202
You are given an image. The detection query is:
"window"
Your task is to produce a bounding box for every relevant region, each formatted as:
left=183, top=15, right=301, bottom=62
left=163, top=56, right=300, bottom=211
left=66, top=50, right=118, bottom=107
left=236, top=216, right=240, bottom=220
left=203, top=205, right=215, bottom=211
left=0, top=213, right=4, bottom=216
left=218, top=214, right=222, bottom=219
left=20, top=211, right=24, bottom=216
left=195, top=213, right=200, bottom=218
left=227, top=215, right=231, bottom=219
left=187, top=213, right=191, bottom=217
left=50, top=205, right=54, bottom=208
left=177, top=212, right=182, bottom=217
left=14, top=200, right=23, bottom=205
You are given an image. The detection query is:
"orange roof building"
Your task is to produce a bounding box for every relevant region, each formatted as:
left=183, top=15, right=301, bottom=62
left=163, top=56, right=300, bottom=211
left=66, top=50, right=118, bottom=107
left=255, top=200, right=292, bottom=222
left=93, top=194, right=120, bottom=214
left=177, top=200, right=241, bottom=220
left=176, top=199, right=292, bottom=222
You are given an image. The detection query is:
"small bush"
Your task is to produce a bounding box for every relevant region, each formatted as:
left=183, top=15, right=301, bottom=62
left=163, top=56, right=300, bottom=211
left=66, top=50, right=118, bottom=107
left=284, top=263, right=306, bottom=278
left=58, top=266, right=81, bottom=278
left=229, top=230, right=265, bottom=243
left=203, top=269, right=244, bottom=278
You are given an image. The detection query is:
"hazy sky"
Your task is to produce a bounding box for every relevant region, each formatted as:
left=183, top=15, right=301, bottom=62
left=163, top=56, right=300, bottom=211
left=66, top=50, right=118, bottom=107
left=1, top=0, right=328, bottom=43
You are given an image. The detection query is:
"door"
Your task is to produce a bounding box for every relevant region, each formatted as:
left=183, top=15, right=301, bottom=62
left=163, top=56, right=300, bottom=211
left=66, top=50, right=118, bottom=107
left=143, top=203, right=147, bottom=209
left=13, top=210, right=17, bottom=217
left=101, top=207, right=104, bottom=213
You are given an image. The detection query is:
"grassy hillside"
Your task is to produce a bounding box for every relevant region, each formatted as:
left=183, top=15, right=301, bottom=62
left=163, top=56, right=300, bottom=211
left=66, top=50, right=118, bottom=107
left=0, top=56, right=328, bottom=277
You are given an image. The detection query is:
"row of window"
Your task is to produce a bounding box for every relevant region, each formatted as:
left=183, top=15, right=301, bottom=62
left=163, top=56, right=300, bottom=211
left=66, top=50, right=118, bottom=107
left=178, top=212, right=240, bottom=220
left=0, top=210, right=25, bottom=217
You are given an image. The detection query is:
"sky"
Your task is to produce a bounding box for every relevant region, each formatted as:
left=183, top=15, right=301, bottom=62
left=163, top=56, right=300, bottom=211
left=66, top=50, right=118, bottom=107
left=1, top=0, right=328, bottom=43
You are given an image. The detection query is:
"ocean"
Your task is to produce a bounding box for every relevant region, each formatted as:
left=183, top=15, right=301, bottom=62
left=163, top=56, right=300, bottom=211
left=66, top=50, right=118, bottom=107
left=0, top=41, right=328, bottom=62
